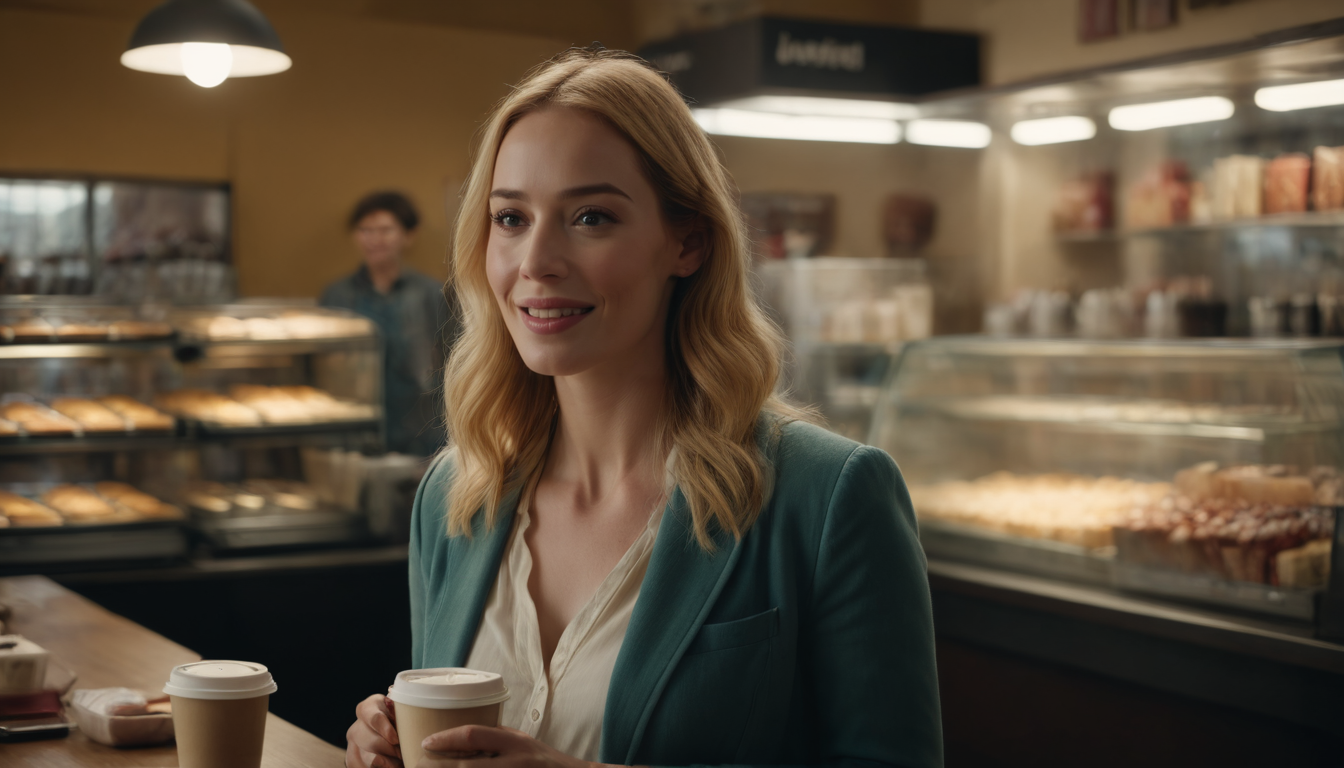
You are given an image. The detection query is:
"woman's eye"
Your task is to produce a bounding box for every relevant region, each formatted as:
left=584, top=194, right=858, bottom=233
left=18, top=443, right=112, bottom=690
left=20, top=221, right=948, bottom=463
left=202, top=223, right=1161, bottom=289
left=576, top=210, right=611, bottom=227
left=492, top=212, right=523, bottom=228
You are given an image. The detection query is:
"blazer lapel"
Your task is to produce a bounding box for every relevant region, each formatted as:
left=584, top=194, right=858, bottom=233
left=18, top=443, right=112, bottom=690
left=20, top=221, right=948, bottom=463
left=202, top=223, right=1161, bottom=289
left=428, top=486, right=520, bottom=667
left=600, top=486, right=745, bottom=764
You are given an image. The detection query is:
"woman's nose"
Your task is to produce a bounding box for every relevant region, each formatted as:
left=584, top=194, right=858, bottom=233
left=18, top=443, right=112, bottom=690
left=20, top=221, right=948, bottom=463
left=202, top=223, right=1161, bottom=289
left=518, top=218, right=569, bottom=283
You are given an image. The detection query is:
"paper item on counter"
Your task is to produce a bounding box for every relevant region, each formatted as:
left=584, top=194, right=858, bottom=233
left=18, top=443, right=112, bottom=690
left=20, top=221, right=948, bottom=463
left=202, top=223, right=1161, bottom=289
left=69, top=687, right=175, bottom=746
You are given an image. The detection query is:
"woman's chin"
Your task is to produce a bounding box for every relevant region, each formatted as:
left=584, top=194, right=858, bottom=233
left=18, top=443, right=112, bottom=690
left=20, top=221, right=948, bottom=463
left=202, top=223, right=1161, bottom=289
left=517, top=350, right=594, bottom=378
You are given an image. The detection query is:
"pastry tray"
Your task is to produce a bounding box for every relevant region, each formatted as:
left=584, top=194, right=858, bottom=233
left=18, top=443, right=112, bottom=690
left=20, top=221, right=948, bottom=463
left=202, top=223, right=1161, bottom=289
left=1113, top=562, right=1319, bottom=621
left=177, top=416, right=381, bottom=439
left=190, top=508, right=367, bottom=550
left=917, top=518, right=1116, bottom=586
left=0, top=519, right=188, bottom=570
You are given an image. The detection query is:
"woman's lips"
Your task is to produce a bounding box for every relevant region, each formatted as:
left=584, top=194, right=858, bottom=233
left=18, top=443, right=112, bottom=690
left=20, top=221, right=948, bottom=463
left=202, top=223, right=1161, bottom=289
left=518, top=305, right=593, bottom=334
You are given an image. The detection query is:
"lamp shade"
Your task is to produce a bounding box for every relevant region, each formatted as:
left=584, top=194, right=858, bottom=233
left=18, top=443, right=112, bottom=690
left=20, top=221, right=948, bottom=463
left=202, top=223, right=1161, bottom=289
left=121, top=0, right=291, bottom=82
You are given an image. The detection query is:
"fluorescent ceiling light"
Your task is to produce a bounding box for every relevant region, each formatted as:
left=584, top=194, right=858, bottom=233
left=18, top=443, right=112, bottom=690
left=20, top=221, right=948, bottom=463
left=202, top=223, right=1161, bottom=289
left=693, top=108, right=901, bottom=144
left=905, top=119, right=991, bottom=148
left=1010, top=115, right=1096, bottom=145
left=1255, top=79, right=1344, bottom=112
left=712, top=95, right=918, bottom=120
left=1108, top=96, right=1233, bottom=131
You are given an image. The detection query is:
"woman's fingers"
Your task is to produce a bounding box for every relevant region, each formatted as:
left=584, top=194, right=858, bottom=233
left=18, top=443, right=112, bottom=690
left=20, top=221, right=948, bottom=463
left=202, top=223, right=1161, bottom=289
left=357, top=694, right=401, bottom=745
left=346, top=741, right=404, bottom=768
left=422, top=724, right=519, bottom=755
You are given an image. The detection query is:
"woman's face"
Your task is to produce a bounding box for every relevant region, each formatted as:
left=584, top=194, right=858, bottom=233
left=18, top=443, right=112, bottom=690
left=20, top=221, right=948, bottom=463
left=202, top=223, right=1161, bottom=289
left=486, top=107, right=703, bottom=378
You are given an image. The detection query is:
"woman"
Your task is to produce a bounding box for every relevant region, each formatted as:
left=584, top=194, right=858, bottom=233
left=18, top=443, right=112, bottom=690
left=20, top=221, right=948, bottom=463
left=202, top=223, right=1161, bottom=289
left=346, top=48, right=941, bottom=768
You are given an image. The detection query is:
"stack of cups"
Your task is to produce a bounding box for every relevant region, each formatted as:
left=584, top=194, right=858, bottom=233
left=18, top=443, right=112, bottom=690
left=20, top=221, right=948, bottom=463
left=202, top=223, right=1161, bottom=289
left=388, top=668, right=510, bottom=768
left=163, top=660, right=277, bottom=768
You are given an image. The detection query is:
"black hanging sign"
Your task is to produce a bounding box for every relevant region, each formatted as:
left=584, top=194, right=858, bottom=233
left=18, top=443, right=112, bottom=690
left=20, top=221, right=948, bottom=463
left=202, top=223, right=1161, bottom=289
left=639, top=17, right=981, bottom=106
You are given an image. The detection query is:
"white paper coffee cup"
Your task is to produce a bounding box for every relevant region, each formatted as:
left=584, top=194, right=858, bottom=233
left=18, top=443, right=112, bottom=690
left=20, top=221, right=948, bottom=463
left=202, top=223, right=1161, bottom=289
left=389, top=668, right=509, bottom=768
left=164, top=661, right=277, bottom=768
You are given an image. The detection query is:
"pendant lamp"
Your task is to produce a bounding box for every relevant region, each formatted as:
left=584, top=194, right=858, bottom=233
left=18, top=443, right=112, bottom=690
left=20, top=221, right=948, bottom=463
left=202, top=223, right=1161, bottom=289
left=121, top=0, right=291, bottom=88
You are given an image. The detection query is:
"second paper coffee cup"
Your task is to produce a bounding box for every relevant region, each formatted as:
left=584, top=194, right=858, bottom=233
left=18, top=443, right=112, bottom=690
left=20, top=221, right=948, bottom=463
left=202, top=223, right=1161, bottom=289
left=163, top=660, right=277, bottom=768
left=388, top=668, right=510, bottom=768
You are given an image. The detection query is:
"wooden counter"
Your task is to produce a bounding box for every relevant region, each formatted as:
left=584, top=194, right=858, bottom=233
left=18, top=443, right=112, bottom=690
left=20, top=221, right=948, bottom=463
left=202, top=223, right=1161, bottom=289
left=0, top=575, right=345, bottom=767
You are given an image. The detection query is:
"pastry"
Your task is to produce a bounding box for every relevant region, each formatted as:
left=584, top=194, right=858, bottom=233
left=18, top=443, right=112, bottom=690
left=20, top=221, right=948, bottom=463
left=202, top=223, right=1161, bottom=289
left=185, top=482, right=233, bottom=514
left=1263, top=153, right=1311, bottom=215
left=10, top=318, right=55, bottom=342
left=50, top=398, right=128, bottom=432
left=0, top=418, right=18, bottom=436
left=43, top=485, right=117, bottom=521
left=1313, top=145, right=1344, bottom=211
left=0, top=491, right=64, bottom=526
left=95, top=482, right=184, bottom=520
left=97, top=396, right=175, bottom=431
left=0, top=401, right=79, bottom=435
left=107, top=320, right=173, bottom=341
left=241, top=317, right=289, bottom=340
left=54, top=322, right=111, bottom=341
left=910, top=473, right=1171, bottom=549
left=155, top=389, right=263, bottom=427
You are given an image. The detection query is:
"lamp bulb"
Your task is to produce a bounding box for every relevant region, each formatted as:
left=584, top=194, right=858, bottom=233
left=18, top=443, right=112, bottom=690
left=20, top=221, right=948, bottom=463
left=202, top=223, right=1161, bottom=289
left=181, top=42, right=233, bottom=88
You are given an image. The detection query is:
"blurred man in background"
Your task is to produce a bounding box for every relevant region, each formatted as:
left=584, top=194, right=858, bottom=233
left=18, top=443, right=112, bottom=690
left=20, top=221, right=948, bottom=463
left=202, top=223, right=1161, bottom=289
left=320, top=191, right=457, bottom=456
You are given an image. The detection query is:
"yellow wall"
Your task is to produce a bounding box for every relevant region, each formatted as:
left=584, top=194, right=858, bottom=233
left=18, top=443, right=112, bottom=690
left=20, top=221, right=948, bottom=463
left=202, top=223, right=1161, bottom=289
left=0, top=6, right=568, bottom=297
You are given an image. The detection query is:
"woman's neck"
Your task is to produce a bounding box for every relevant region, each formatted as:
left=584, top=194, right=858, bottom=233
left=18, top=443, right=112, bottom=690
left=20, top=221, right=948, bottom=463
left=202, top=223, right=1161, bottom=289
left=548, top=348, right=669, bottom=504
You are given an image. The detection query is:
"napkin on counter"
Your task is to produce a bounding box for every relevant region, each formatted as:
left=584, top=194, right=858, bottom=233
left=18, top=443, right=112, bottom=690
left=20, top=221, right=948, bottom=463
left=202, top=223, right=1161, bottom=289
left=69, top=687, right=174, bottom=746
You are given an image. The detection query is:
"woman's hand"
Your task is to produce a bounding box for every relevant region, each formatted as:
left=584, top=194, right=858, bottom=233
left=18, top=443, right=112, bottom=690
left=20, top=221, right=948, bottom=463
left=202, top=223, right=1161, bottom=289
left=345, top=693, right=403, bottom=768
left=418, top=725, right=592, bottom=768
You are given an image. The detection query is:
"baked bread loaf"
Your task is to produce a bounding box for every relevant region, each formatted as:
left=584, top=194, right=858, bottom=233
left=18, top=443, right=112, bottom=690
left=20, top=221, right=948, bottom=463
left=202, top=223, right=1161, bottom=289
left=0, top=491, right=64, bottom=526
left=155, top=389, right=263, bottom=427
left=51, top=398, right=128, bottom=432
left=0, top=401, right=79, bottom=435
left=94, top=482, right=182, bottom=520
left=107, top=320, right=173, bottom=341
left=98, top=396, right=174, bottom=431
left=43, top=485, right=117, bottom=521
left=10, top=318, right=55, bottom=342
left=55, top=322, right=111, bottom=341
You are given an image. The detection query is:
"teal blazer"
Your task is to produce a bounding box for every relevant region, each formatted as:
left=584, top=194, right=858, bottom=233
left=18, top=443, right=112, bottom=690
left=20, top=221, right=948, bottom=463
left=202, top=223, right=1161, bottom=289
left=408, top=418, right=942, bottom=768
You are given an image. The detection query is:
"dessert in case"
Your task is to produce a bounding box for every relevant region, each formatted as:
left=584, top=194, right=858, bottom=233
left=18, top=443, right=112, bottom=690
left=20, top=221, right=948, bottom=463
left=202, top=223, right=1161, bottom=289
left=50, top=397, right=129, bottom=432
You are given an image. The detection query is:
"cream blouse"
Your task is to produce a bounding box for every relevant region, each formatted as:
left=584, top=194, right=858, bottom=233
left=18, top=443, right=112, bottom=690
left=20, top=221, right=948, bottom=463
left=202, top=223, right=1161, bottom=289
left=464, top=477, right=665, bottom=762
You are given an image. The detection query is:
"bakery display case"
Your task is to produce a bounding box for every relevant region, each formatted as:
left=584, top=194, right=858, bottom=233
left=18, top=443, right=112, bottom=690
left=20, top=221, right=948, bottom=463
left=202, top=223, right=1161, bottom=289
left=870, top=336, right=1343, bottom=624
left=0, top=299, right=385, bottom=571
left=756, top=258, right=931, bottom=441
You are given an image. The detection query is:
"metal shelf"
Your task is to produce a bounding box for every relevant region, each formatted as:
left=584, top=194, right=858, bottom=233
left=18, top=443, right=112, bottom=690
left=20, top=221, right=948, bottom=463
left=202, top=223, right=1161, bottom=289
left=1057, top=211, right=1344, bottom=245
left=0, top=419, right=381, bottom=455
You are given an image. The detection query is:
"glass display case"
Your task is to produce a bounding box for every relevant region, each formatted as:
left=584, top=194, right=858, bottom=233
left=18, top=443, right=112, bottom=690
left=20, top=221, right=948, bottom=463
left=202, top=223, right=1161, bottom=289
left=871, top=336, right=1342, bottom=625
left=0, top=299, right=385, bottom=572
left=756, top=258, right=932, bottom=440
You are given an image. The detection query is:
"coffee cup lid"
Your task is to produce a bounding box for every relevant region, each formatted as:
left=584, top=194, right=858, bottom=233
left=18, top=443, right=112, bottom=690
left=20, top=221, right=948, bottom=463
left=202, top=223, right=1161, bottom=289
left=163, top=660, right=278, bottom=701
left=387, top=668, right=509, bottom=710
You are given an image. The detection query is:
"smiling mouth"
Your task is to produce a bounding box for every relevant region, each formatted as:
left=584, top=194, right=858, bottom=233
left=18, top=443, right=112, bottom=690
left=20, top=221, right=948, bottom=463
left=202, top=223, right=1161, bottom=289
left=523, top=307, right=593, bottom=319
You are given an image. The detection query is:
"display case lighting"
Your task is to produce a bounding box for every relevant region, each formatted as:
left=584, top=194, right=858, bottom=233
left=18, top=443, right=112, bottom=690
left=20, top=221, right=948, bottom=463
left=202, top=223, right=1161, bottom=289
left=1108, top=96, right=1234, bottom=131
left=692, top=108, right=902, bottom=144
left=1010, top=115, right=1096, bottom=145
left=711, top=95, right=919, bottom=121
left=1254, top=79, right=1344, bottom=112
left=905, top=119, right=992, bottom=148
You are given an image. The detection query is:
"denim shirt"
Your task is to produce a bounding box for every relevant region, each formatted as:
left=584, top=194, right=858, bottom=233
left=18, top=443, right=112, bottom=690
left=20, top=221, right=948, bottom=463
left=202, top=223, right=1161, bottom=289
left=319, top=265, right=459, bottom=455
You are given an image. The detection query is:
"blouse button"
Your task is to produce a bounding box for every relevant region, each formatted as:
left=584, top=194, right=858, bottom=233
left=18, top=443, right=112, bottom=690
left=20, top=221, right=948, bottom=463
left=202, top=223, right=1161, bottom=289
left=531, top=709, right=540, bottom=721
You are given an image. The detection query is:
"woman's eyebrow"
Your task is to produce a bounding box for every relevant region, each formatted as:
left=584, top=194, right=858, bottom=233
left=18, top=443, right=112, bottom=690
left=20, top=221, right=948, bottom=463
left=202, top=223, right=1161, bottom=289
left=489, top=184, right=632, bottom=202
left=560, top=183, right=632, bottom=201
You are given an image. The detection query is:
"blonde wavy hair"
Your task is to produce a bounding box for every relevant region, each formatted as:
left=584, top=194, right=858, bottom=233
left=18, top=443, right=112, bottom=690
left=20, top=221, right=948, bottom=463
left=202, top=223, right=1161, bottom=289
left=443, top=47, right=804, bottom=549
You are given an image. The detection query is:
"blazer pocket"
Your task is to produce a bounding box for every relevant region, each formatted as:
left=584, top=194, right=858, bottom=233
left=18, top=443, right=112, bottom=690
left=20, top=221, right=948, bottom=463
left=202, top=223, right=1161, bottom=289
left=686, top=607, right=779, bottom=655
